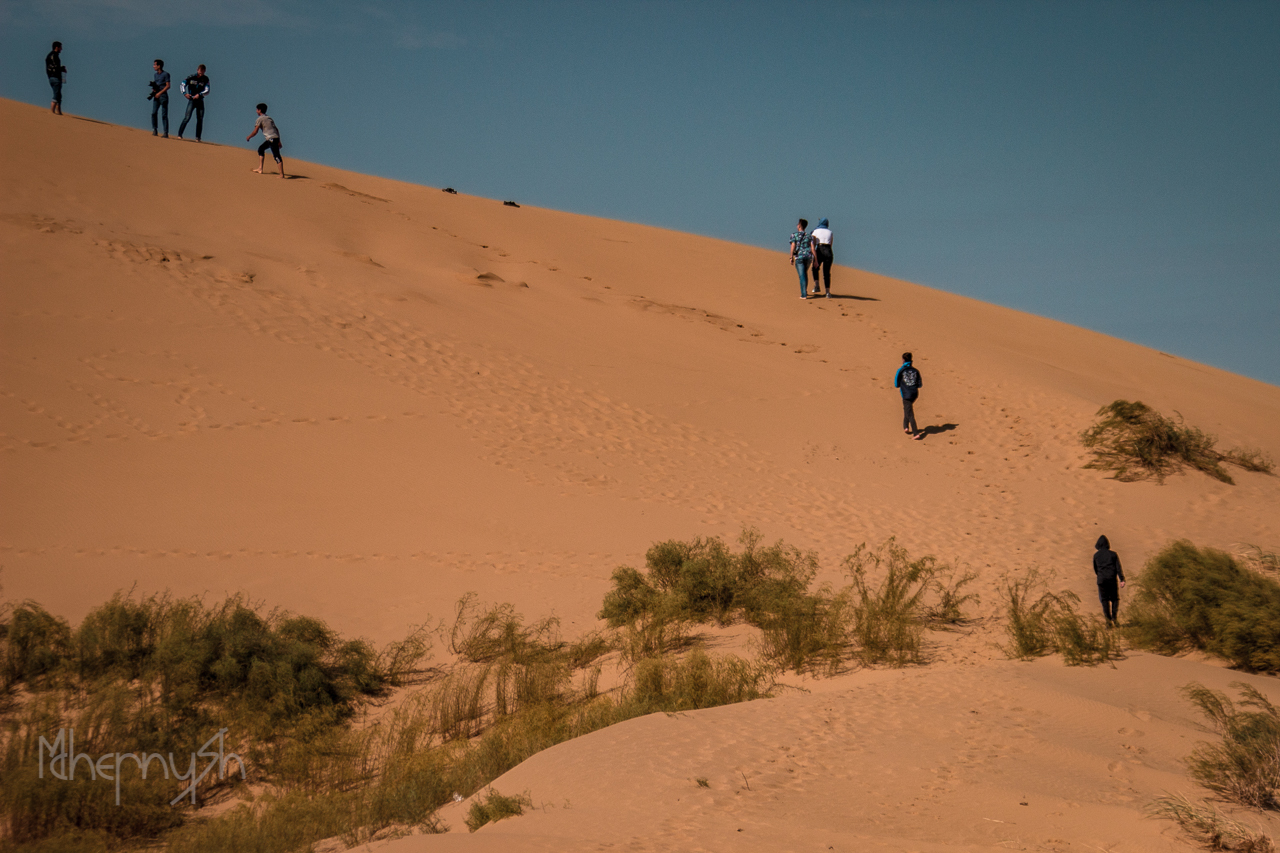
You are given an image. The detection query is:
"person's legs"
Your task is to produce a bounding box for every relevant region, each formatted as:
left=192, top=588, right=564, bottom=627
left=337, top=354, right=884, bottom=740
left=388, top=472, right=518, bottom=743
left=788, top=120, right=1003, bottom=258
left=194, top=100, right=204, bottom=140
left=819, top=256, right=832, bottom=294
left=159, top=98, right=168, bottom=137
left=1098, top=582, right=1119, bottom=622
left=902, top=397, right=918, bottom=434
left=49, top=77, right=62, bottom=114
left=151, top=97, right=160, bottom=134
left=178, top=99, right=196, bottom=138
left=795, top=259, right=810, bottom=298
left=269, top=139, right=286, bottom=177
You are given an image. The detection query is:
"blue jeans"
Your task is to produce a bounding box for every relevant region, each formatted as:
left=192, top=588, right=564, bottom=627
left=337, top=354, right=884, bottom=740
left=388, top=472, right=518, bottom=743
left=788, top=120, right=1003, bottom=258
left=151, top=95, right=168, bottom=135
left=795, top=258, right=811, bottom=296
left=49, top=76, right=62, bottom=105
left=178, top=98, right=204, bottom=139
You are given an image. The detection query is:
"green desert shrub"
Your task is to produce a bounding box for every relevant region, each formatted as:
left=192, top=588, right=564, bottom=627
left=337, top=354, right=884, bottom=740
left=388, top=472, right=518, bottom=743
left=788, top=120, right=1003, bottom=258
left=465, top=789, right=531, bottom=832
left=1000, top=570, right=1120, bottom=665
left=598, top=528, right=817, bottom=629
left=624, top=649, right=773, bottom=713
left=2, top=602, right=72, bottom=688
left=843, top=539, right=939, bottom=666
left=756, top=587, right=851, bottom=675
left=1182, top=682, right=1280, bottom=810
left=1148, top=793, right=1274, bottom=852
left=1081, top=400, right=1274, bottom=485
left=1125, top=541, right=1280, bottom=672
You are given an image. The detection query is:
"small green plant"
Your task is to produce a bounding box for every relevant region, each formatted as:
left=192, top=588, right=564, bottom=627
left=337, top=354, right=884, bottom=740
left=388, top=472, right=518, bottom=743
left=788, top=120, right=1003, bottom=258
left=843, top=539, right=938, bottom=666
left=465, top=789, right=532, bottom=832
left=1000, top=570, right=1120, bottom=665
left=756, top=587, right=851, bottom=675
left=1081, top=400, right=1274, bottom=484
left=1182, top=682, right=1280, bottom=810
left=1125, top=541, right=1280, bottom=672
left=1149, top=793, right=1274, bottom=852
left=695, top=777, right=710, bottom=788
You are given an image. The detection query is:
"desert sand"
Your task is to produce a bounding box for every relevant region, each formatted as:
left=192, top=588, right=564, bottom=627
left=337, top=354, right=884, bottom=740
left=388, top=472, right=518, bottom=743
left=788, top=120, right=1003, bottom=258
left=3, top=96, right=1279, bottom=851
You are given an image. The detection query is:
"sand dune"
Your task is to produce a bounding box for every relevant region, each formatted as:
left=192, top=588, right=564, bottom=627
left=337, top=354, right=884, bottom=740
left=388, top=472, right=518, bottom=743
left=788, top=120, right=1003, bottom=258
left=3, top=96, right=1280, bottom=850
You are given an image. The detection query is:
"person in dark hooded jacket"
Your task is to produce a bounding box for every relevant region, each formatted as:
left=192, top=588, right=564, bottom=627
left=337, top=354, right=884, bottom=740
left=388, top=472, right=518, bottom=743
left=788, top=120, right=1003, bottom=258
left=1093, top=535, right=1125, bottom=625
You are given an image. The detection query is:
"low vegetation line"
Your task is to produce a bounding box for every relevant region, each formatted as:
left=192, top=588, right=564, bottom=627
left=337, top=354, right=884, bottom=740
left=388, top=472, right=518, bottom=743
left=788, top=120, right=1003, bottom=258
left=0, top=530, right=977, bottom=853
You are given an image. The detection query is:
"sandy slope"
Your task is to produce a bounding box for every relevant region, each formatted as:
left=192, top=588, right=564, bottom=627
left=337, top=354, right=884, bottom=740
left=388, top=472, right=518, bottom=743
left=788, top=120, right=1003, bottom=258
left=3, top=97, right=1280, bottom=851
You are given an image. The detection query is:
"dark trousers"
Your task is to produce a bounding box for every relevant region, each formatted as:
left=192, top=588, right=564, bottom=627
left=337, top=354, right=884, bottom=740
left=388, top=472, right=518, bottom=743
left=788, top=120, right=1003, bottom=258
left=1098, top=581, right=1120, bottom=622
left=258, top=138, right=282, bottom=162
left=811, top=245, right=833, bottom=291
left=902, top=396, right=918, bottom=433
left=151, top=96, right=168, bottom=134
left=178, top=98, right=204, bottom=139
left=49, top=76, right=62, bottom=105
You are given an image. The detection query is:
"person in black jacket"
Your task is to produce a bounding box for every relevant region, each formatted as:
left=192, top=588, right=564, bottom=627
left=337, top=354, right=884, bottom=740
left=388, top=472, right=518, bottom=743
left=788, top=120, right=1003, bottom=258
left=1093, top=535, right=1126, bottom=625
left=46, top=42, right=65, bottom=115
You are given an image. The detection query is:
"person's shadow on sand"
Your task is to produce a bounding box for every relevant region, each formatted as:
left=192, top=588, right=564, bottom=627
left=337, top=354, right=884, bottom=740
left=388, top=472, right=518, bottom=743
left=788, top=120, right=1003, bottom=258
left=916, top=423, right=958, bottom=440
left=826, top=293, right=880, bottom=301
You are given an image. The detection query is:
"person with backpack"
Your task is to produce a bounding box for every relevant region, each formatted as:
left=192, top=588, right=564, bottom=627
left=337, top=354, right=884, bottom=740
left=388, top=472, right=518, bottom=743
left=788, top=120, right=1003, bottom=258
left=810, top=218, right=834, bottom=298
left=894, top=352, right=924, bottom=439
left=46, top=41, right=65, bottom=115
left=1092, top=535, right=1126, bottom=626
left=789, top=218, right=813, bottom=299
left=148, top=58, right=171, bottom=137
left=246, top=103, right=286, bottom=178
left=177, top=64, right=210, bottom=141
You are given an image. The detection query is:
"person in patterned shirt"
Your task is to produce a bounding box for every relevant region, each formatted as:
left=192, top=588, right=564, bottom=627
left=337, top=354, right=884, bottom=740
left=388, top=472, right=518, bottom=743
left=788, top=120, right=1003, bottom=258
left=789, top=218, right=813, bottom=299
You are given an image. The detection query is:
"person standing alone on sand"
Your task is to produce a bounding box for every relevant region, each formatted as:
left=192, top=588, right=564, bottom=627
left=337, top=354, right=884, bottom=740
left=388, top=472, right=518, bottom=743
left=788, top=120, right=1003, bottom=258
left=1093, top=535, right=1125, bottom=626
left=46, top=42, right=65, bottom=115
left=894, top=352, right=924, bottom=439
left=177, top=64, right=209, bottom=141
left=246, top=103, right=286, bottom=179
left=149, top=59, right=171, bottom=137
left=790, top=219, right=813, bottom=299
left=810, top=218, right=833, bottom=297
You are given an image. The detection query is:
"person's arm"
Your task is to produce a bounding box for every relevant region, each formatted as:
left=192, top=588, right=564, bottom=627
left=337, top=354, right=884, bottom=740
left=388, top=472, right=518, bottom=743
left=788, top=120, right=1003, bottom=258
left=1117, top=555, right=1125, bottom=587
left=894, top=365, right=904, bottom=388
left=789, top=237, right=797, bottom=263
left=200, top=80, right=209, bottom=98
left=158, top=78, right=170, bottom=97
left=247, top=119, right=260, bottom=141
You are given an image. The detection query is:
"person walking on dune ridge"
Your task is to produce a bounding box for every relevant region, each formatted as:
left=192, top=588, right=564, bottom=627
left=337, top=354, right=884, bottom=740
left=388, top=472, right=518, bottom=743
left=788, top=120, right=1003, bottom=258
left=46, top=42, right=65, bottom=115
left=894, top=352, right=924, bottom=439
left=789, top=218, right=813, bottom=299
left=810, top=218, right=833, bottom=297
left=177, top=64, right=210, bottom=141
left=246, top=103, right=286, bottom=178
left=149, top=59, right=171, bottom=137
left=1093, top=535, right=1125, bottom=626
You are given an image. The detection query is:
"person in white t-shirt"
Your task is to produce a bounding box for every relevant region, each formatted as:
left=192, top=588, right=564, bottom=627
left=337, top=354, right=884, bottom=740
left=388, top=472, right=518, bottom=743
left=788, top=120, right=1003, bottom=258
left=246, top=103, right=286, bottom=178
left=809, top=218, right=834, bottom=298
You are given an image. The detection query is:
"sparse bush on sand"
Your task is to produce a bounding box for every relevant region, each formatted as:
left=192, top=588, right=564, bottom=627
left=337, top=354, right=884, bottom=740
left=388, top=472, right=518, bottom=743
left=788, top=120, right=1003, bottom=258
left=1125, top=541, right=1280, bottom=672
left=465, top=789, right=532, bottom=832
left=601, top=530, right=976, bottom=674
left=1149, top=682, right=1280, bottom=852
left=1182, top=682, right=1280, bottom=810
left=1080, top=400, right=1274, bottom=485
left=1149, top=793, right=1274, bottom=853
left=999, top=569, right=1120, bottom=666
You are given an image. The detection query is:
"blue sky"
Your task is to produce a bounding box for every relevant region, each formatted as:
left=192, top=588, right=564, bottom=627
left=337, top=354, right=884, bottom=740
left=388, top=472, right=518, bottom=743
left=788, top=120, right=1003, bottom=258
left=3, top=0, right=1277, bottom=385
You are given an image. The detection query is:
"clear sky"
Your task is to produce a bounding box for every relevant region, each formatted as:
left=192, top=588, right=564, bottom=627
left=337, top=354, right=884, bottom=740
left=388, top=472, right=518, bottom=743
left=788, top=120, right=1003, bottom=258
left=3, top=0, right=1277, bottom=386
